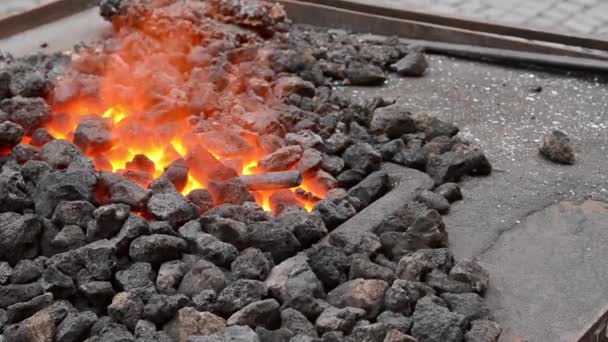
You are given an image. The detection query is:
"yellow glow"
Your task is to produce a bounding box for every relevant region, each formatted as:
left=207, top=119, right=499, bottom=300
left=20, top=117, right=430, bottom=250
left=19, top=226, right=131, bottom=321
left=242, top=161, right=258, bottom=175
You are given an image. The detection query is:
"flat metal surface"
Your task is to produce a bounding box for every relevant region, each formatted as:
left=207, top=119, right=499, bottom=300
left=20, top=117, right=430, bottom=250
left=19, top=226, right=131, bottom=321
left=301, top=0, right=608, bottom=52
left=0, top=7, right=110, bottom=56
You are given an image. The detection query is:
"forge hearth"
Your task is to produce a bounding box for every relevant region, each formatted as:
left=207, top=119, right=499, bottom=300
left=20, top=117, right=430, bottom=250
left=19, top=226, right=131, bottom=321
left=0, top=0, right=498, bottom=341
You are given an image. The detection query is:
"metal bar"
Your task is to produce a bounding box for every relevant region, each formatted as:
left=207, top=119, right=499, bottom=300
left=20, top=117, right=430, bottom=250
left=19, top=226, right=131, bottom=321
left=0, top=0, right=97, bottom=39
left=301, top=0, right=608, bottom=52
left=277, top=0, right=608, bottom=61
left=240, top=171, right=303, bottom=191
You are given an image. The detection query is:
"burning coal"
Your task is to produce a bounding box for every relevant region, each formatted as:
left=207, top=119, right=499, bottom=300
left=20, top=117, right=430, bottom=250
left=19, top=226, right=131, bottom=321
left=45, top=0, right=323, bottom=212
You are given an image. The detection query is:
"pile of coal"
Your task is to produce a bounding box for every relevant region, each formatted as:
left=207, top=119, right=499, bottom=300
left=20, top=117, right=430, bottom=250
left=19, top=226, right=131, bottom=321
left=0, top=1, right=498, bottom=342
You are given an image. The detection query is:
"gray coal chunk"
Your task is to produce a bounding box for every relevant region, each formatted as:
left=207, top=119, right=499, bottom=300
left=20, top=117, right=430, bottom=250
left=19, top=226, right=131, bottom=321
left=351, top=322, right=390, bottom=342
left=0, top=282, right=43, bottom=308
left=276, top=209, right=328, bottom=248
left=39, top=140, right=84, bottom=169
left=274, top=76, right=316, bottom=98
left=178, top=259, right=226, bottom=297
left=410, top=295, right=466, bottom=342
left=0, top=213, right=43, bottom=265
left=265, top=254, right=325, bottom=304
left=156, top=260, right=186, bottom=295
left=328, top=230, right=381, bottom=257
left=143, top=293, right=190, bottom=325
left=9, top=144, right=40, bottom=164
left=425, top=269, right=473, bottom=294
left=396, top=248, right=454, bottom=282
left=52, top=201, right=95, bottom=228
left=0, top=121, right=24, bottom=148
left=73, top=116, right=113, bottom=154
left=99, top=0, right=128, bottom=21
left=207, top=178, right=255, bottom=206
left=147, top=192, right=198, bottom=227
left=347, top=170, right=389, bottom=208
left=85, top=203, right=131, bottom=242
left=313, top=195, right=357, bottom=229
left=226, top=299, right=281, bottom=329
left=258, top=145, right=303, bottom=172
left=231, top=248, right=274, bottom=281
left=215, top=279, right=268, bottom=316
left=108, top=291, right=144, bottom=330
left=246, top=221, right=301, bottom=263
left=426, top=142, right=492, bottom=185
left=49, top=239, right=117, bottom=282
left=281, top=308, right=317, bottom=337
left=315, top=306, right=366, bottom=335
left=285, top=130, right=324, bottom=150
left=111, top=213, right=149, bottom=256
left=346, top=61, right=386, bottom=86
left=349, top=257, right=396, bottom=284
left=99, top=171, right=151, bottom=211
left=326, top=279, right=388, bottom=319
left=383, top=280, right=435, bottom=316
left=377, top=311, right=413, bottom=334
left=464, top=319, right=502, bottom=342
left=433, top=183, right=462, bottom=203
left=370, top=105, right=416, bottom=139
left=188, top=325, right=259, bottom=342
left=414, top=112, right=459, bottom=140
left=10, top=259, right=42, bottom=284
left=390, top=51, right=428, bottom=77
left=0, top=163, right=34, bottom=213
left=129, top=234, right=187, bottom=265
left=202, top=216, right=248, bottom=250
left=78, top=281, right=115, bottom=311
left=441, top=292, right=490, bottom=324
left=34, top=168, right=97, bottom=218
left=0, top=96, right=50, bottom=134
left=5, top=292, right=53, bottom=324
left=163, top=159, right=189, bottom=192
left=539, top=130, right=575, bottom=164
left=29, top=128, right=55, bottom=147
left=40, top=264, right=75, bottom=299
left=187, top=189, right=214, bottom=215
left=415, top=190, right=450, bottom=214
left=115, top=262, right=155, bottom=299
left=342, top=143, right=382, bottom=173
left=55, top=311, right=98, bottom=342
left=307, top=245, right=350, bottom=291
left=324, top=132, right=352, bottom=155
left=449, top=259, right=489, bottom=294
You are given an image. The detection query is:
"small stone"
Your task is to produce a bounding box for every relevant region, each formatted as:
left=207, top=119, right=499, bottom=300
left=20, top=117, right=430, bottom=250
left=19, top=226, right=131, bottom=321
left=315, top=306, right=366, bottom=335
left=51, top=201, right=95, bottom=228
left=227, top=299, right=281, bottom=329
left=433, top=183, right=462, bottom=203
left=265, top=254, right=325, bottom=304
left=232, top=248, right=274, bottom=281
left=0, top=96, right=50, bottom=134
left=163, top=307, right=226, bottom=342
left=414, top=112, right=458, bottom=140
left=410, top=295, right=466, bottom=342
left=178, top=260, right=226, bottom=297
left=347, top=171, right=389, bottom=208
left=370, top=105, right=416, bottom=138
left=78, top=281, right=115, bottom=311
left=215, top=279, right=268, bottom=316
left=425, top=270, right=472, bottom=294
left=108, top=292, right=144, bottom=330
left=327, top=279, right=388, bottom=319
left=307, top=246, right=350, bottom=291
left=179, top=221, right=238, bottom=267
left=51, top=225, right=86, bottom=252
left=349, top=257, right=396, bottom=284
left=383, top=280, right=435, bottom=316
left=188, top=325, right=259, bottom=342
left=257, top=326, right=294, bottom=342
left=346, top=62, right=386, bottom=86
left=97, top=322, right=136, bottom=342
left=208, top=178, right=255, bottom=206
left=539, top=130, right=575, bottom=164
left=85, top=204, right=131, bottom=242
left=202, top=217, right=248, bottom=250
left=246, top=222, right=301, bottom=263
left=396, top=248, right=454, bottom=281
left=441, top=293, right=490, bottom=324
left=187, top=189, right=214, bottom=214
left=383, top=330, right=418, bottom=342
left=342, top=143, right=382, bottom=173
left=129, top=234, right=187, bottom=265
left=0, top=121, right=24, bottom=148
left=259, top=145, right=303, bottom=172
left=157, top=260, right=186, bottom=294
left=10, top=260, right=42, bottom=284
left=449, top=259, right=489, bottom=294
left=351, top=322, right=389, bottom=342
left=112, top=213, right=149, bottom=256
left=328, top=230, right=381, bottom=257
left=377, top=312, right=413, bottom=334
left=324, top=132, right=352, bottom=155
left=285, top=130, right=324, bottom=150
left=0, top=262, right=11, bottom=285
left=30, top=128, right=55, bottom=148
left=281, top=308, right=317, bottom=337
left=320, top=155, right=345, bottom=175
left=73, top=116, right=112, bottom=154
left=277, top=210, right=328, bottom=248
left=282, top=295, right=330, bottom=323
left=0, top=213, right=43, bottom=265
left=3, top=303, right=59, bottom=342
left=297, top=148, right=323, bottom=173
left=41, top=265, right=75, bottom=299
left=414, top=191, right=449, bottom=214
left=147, top=192, right=199, bottom=227
left=6, top=292, right=53, bottom=324
left=98, top=171, right=151, bottom=211
left=115, top=262, right=155, bottom=299
left=55, top=311, right=97, bottom=342
left=426, top=143, right=492, bottom=185
left=464, top=319, right=501, bottom=342
left=143, top=294, right=190, bottom=325
left=390, top=51, right=428, bottom=77
left=336, top=169, right=366, bottom=188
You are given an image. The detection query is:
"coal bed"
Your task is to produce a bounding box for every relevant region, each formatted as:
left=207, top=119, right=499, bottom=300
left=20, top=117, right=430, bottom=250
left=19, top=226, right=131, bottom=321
left=0, top=1, right=502, bottom=342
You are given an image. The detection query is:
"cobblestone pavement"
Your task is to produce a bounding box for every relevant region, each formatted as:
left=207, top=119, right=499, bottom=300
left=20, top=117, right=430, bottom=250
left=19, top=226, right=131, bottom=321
left=1, top=0, right=607, bottom=36
left=387, top=0, right=608, bottom=36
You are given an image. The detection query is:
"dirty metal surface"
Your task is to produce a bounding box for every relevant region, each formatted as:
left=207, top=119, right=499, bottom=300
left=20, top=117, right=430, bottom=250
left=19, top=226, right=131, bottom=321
left=338, top=52, right=608, bottom=341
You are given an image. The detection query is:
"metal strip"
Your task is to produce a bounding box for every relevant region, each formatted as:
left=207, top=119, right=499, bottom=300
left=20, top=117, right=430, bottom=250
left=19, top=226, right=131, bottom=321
left=301, top=0, right=608, bottom=52
left=277, top=0, right=608, bottom=61
left=0, top=0, right=97, bottom=39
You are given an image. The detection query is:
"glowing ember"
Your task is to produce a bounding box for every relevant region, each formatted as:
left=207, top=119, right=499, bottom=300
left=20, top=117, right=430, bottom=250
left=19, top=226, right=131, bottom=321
left=41, top=0, right=326, bottom=213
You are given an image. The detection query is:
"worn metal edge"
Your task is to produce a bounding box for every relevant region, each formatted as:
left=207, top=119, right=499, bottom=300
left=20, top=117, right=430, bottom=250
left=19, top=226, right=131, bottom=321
left=0, top=0, right=97, bottom=40
left=277, top=0, right=608, bottom=61
left=302, top=0, right=608, bottom=52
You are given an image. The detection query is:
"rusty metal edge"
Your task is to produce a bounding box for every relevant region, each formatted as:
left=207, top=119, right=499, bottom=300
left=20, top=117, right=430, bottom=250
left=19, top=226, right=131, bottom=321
left=0, top=0, right=97, bottom=40
left=276, top=0, right=608, bottom=61
left=302, top=0, right=608, bottom=52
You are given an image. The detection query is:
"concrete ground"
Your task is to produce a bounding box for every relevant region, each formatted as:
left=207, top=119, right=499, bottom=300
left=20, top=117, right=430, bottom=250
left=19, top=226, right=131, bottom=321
left=341, top=54, right=608, bottom=341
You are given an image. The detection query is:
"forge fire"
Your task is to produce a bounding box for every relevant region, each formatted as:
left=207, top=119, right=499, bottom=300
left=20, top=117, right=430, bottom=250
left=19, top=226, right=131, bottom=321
left=33, top=0, right=326, bottom=213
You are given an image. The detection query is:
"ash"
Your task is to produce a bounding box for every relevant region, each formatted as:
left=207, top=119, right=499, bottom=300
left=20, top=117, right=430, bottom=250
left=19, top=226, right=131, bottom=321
left=0, top=1, right=497, bottom=342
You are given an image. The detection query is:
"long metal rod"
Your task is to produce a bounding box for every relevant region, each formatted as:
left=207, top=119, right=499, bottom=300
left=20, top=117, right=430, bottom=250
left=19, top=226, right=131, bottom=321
left=301, top=0, right=608, bottom=52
